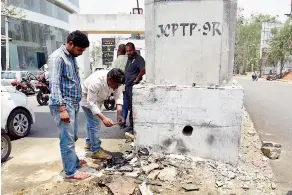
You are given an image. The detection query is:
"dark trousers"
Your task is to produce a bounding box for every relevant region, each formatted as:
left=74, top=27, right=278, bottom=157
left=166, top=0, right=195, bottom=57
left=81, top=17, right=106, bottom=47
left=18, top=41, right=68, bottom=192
left=125, top=85, right=133, bottom=134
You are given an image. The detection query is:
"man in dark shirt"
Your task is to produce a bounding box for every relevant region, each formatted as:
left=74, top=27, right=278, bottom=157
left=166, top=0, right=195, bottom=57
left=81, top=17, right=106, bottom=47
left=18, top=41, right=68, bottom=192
left=124, top=42, right=146, bottom=140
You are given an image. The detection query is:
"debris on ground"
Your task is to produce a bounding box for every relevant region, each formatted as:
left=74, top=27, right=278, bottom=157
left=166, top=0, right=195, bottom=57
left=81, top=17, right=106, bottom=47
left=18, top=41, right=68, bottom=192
left=261, top=141, right=282, bottom=159
left=16, top=109, right=277, bottom=195
left=282, top=71, right=292, bottom=80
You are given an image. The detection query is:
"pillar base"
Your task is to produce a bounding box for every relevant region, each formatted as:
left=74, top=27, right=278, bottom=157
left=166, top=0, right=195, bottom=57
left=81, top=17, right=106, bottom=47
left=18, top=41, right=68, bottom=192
left=133, top=84, right=244, bottom=164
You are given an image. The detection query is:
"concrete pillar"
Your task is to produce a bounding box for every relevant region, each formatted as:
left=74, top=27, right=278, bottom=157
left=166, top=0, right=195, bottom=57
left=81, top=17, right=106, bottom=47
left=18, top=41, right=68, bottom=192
left=145, top=0, right=237, bottom=86
left=134, top=0, right=243, bottom=164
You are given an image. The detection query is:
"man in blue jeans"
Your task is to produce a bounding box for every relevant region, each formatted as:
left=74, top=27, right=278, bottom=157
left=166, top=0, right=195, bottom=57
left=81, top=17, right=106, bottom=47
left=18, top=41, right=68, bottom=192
left=80, top=68, right=124, bottom=159
left=48, top=31, right=90, bottom=180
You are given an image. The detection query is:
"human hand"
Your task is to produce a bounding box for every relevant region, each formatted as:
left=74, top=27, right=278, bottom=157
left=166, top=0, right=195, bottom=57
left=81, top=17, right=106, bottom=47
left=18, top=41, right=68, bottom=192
left=60, top=110, right=70, bottom=123
left=117, top=116, right=125, bottom=124
left=102, top=117, right=114, bottom=127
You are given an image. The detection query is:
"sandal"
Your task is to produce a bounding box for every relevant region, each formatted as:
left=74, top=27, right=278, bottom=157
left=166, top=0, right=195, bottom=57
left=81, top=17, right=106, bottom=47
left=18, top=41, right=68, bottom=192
left=77, top=159, right=87, bottom=168
left=66, top=171, right=91, bottom=180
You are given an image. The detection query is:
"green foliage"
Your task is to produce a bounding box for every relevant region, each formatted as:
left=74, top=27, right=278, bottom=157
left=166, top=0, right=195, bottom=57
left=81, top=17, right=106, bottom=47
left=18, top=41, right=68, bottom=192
left=1, top=1, right=26, bottom=19
left=90, top=42, right=102, bottom=67
left=267, top=19, right=292, bottom=77
left=234, top=9, right=279, bottom=74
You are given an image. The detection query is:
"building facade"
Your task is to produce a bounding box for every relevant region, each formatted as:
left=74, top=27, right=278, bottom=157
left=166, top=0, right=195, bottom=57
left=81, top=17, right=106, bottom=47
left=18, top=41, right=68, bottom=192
left=260, top=22, right=292, bottom=74
left=1, top=0, right=79, bottom=71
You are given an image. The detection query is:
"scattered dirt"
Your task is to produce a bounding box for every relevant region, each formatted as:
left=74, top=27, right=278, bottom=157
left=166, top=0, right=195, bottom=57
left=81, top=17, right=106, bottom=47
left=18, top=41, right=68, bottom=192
left=10, top=109, right=278, bottom=195
left=283, top=72, right=292, bottom=80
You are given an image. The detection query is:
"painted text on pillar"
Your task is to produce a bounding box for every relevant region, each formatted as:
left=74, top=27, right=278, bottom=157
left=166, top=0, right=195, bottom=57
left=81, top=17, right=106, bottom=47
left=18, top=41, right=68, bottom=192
left=157, top=22, right=222, bottom=38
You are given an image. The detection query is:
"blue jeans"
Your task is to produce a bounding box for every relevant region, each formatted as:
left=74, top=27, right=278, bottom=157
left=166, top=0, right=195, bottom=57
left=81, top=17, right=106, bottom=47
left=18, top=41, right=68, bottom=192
left=49, top=104, right=80, bottom=177
left=82, top=106, right=101, bottom=153
left=121, top=91, right=128, bottom=127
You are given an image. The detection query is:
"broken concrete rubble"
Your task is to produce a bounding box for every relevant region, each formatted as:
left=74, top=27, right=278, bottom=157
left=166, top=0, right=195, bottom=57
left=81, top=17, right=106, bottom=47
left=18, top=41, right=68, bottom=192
left=181, top=183, right=200, bottom=191
left=157, top=167, right=177, bottom=182
left=142, top=163, right=160, bottom=174
left=147, top=170, right=161, bottom=180
left=261, top=141, right=282, bottom=159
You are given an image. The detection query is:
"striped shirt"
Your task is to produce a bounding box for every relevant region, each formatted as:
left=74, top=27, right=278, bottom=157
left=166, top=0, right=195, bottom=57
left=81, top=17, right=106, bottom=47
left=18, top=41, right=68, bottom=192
left=48, top=45, right=81, bottom=106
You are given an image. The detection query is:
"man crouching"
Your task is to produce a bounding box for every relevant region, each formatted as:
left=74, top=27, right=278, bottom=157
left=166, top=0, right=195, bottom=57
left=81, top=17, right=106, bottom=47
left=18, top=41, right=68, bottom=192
left=81, top=68, right=125, bottom=159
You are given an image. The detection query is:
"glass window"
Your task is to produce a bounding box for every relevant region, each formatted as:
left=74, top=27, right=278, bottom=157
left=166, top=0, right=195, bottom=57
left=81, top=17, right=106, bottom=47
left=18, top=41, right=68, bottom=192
left=9, top=0, right=70, bottom=22
left=1, top=17, right=69, bottom=71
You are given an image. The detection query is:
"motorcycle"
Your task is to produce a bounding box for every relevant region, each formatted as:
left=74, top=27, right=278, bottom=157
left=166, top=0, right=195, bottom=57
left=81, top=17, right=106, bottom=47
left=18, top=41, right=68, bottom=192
left=266, top=74, right=277, bottom=81
left=11, top=73, right=37, bottom=95
left=35, top=79, right=50, bottom=106
left=104, top=93, right=116, bottom=110
left=252, top=75, right=258, bottom=81
left=1, top=128, right=12, bottom=162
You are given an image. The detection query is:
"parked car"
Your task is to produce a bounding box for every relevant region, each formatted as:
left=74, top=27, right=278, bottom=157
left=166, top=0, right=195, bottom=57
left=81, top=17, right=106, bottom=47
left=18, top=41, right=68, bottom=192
left=1, top=71, right=39, bottom=89
left=1, top=86, right=35, bottom=139
left=1, top=71, right=27, bottom=86
left=1, top=128, right=11, bottom=162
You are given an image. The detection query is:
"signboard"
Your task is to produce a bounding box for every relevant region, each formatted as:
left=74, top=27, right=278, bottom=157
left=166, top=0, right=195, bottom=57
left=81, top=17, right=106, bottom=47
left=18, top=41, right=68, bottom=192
left=102, top=38, right=115, bottom=66
left=102, top=45, right=115, bottom=52
left=102, top=38, right=115, bottom=45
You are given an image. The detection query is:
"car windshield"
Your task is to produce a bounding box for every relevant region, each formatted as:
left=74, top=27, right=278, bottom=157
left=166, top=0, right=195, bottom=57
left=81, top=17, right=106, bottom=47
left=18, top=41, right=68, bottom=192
left=1, top=72, right=16, bottom=79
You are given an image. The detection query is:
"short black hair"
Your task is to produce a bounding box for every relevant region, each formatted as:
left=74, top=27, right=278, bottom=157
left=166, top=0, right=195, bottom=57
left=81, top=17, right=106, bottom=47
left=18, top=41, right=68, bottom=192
left=118, top=44, right=126, bottom=55
left=126, top=42, right=135, bottom=50
left=67, top=30, right=90, bottom=48
left=107, top=68, right=125, bottom=85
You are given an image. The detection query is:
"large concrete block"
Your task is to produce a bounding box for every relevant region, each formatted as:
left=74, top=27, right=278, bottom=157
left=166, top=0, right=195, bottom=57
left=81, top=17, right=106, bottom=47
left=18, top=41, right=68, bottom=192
left=145, top=0, right=237, bottom=86
left=133, top=84, right=244, bottom=164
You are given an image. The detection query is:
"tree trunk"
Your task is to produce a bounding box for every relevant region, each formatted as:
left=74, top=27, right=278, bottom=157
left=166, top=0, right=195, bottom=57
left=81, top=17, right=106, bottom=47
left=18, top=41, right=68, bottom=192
left=280, top=59, right=285, bottom=78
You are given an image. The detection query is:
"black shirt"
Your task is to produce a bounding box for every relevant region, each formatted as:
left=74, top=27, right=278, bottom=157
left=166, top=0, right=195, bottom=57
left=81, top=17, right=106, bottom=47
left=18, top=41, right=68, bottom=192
left=125, top=52, right=145, bottom=86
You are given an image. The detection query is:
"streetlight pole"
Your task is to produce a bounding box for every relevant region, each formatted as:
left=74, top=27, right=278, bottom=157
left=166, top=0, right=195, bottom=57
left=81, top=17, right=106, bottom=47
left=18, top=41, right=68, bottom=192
left=5, top=0, right=10, bottom=70
left=136, top=0, right=140, bottom=14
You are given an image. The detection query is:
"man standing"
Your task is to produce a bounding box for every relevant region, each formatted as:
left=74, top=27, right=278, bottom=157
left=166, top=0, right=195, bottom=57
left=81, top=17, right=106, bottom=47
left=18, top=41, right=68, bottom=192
left=111, top=44, right=128, bottom=128
left=124, top=42, right=146, bottom=139
left=81, top=68, right=124, bottom=159
left=48, top=30, right=90, bottom=180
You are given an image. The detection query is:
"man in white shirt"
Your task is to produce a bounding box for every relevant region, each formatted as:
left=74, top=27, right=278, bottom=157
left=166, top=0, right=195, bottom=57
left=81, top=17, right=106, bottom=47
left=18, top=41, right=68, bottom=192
left=112, top=44, right=128, bottom=129
left=81, top=68, right=124, bottom=159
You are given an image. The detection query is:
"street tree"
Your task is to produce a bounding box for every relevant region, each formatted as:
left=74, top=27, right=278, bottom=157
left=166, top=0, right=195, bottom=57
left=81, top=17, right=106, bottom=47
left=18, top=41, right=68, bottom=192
left=267, top=19, right=292, bottom=78
left=1, top=0, right=25, bottom=70
left=90, top=42, right=102, bottom=70
left=234, top=10, right=278, bottom=74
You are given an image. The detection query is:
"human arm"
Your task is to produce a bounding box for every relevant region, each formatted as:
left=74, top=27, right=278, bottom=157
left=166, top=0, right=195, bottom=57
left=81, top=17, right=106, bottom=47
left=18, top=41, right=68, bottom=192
left=134, top=57, right=146, bottom=83
left=86, top=82, right=114, bottom=127
left=113, top=87, right=123, bottom=123
left=48, top=57, right=63, bottom=106
left=48, top=57, right=70, bottom=123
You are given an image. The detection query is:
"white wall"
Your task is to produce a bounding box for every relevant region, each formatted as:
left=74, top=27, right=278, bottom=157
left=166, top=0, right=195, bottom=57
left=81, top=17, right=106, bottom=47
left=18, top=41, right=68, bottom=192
left=69, top=14, right=145, bottom=34
left=145, top=0, right=237, bottom=86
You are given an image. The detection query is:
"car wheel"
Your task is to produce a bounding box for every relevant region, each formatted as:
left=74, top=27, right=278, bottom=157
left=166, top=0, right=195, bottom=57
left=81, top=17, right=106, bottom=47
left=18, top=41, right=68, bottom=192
left=1, top=133, right=12, bottom=162
left=7, top=109, right=32, bottom=139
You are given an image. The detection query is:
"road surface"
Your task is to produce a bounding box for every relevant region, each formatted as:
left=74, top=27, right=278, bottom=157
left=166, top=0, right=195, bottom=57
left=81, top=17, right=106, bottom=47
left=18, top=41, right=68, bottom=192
left=237, top=77, right=292, bottom=192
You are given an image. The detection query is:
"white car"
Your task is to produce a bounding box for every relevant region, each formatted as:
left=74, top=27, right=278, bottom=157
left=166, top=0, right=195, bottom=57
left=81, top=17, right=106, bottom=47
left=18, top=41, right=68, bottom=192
left=1, top=86, right=35, bottom=139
